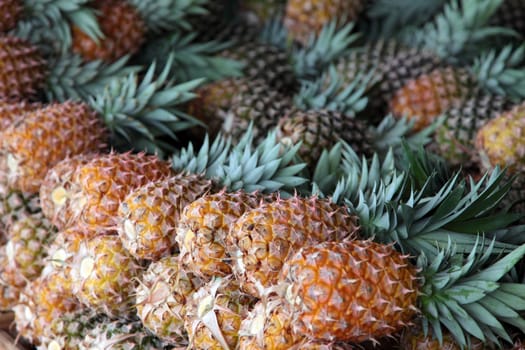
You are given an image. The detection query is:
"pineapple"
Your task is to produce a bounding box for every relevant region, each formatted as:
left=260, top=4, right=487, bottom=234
left=279, top=240, right=419, bottom=343
left=490, top=0, right=525, bottom=36
left=2, top=212, right=56, bottom=288
left=0, top=0, right=22, bottom=32
left=0, top=36, right=47, bottom=100
left=241, top=0, right=287, bottom=24
left=69, top=234, right=142, bottom=317
left=218, top=42, right=297, bottom=93
left=72, top=0, right=146, bottom=62
left=275, top=109, right=373, bottom=165
left=39, top=153, right=98, bottom=231
left=117, top=173, right=212, bottom=261
left=434, top=93, right=514, bottom=167
left=135, top=255, right=202, bottom=346
left=389, top=67, right=477, bottom=131
left=228, top=195, right=360, bottom=298
left=177, top=190, right=272, bottom=280
left=64, top=152, right=174, bottom=230
left=0, top=98, right=41, bottom=130
left=400, top=326, right=487, bottom=350
left=475, top=101, right=525, bottom=174
left=184, top=276, right=256, bottom=350
left=2, top=101, right=107, bottom=194
left=284, top=0, right=366, bottom=45
left=187, top=77, right=294, bottom=141
left=325, top=40, right=443, bottom=122
left=0, top=248, right=20, bottom=311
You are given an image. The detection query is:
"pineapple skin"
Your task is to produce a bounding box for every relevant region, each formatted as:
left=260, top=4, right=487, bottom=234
left=284, top=0, right=366, bottom=44
left=67, top=152, right=174, bottom=230
left=434, top=93, right=513, bottom=167
left=135, top=255, right=202, bottom=346
left=0, top=36, right=47, bottom=100
left=184, top=277, right=256, bottom=350
left=70, top=235, right=142, bottom=317
left=276, top=109, right=373, bottom=165
left=0, top=0, right=23, bottom=32
left=72, top=0, right=146, bottom=62
left=475, top=101, right=525, bottom=174
left=2, top=101, right=107, bottom=194
left=228, top=196, right=360, bottom=298
left=389, top=67, right=477, bottom=131
left=279, top=240, right=419, bottom=343
left=39, top=153, right=99, bottom=231
left=176, top=190, right=271, bottom=280
left=117, top=173, right=212, bottom=261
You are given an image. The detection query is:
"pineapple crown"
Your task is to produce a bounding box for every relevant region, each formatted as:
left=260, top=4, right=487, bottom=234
left=364, top=0, right=447, bottom=40
left=470, top=44, right=525, bottom=101
left=258, top=14, right=290, bottom=50
left=313, top=142, right=523, bottom=259
left=134, top=30, right=245, bottom=82
left=11, top=0, right=102, bottom=55
left=172, top=124, right=308, bottom=196
left=87, top=54, right=204, bottom=157
left=402, top=0, right=517, bottom=64
left=293, top=65, right=372, bottom=117
left=45, top=53, right=139, bottom=102
left=292, top=21, right=361, bottom=81
left=418, top=238, right=525, bottom=348
left=126, top=0, right=209, bottom=33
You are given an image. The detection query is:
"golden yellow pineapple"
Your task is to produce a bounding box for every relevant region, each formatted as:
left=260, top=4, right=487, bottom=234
left=284, top=0, right=366, bottom=44
left=69, top=234, right=142, bottom=317
left=0, top=0, right=23, bottom=32
left=2, top=212, right=56, bottom=288
left=135, top=255, right=202, bottom=346
left=0, top=36, right=47, bottom=100
left=177, top=190, right=271, bottom=280
left=278, top=240, right=419, bottom=343
left=389, top=67, right=476, bottom=131
left=117, top=173, right=212, bottom=261
left=2, top=101, right=107, bottom=194
left=72, top=0, right=146, bottom=62
left=39, top=153, right=98, bottom=230
left=228, top=196, right=360, bottom=298
left=67, top=152, right=174, bottom=230
left=475, top=101, right=525, bottom=174
left=184, top=276, right=256, bottom=350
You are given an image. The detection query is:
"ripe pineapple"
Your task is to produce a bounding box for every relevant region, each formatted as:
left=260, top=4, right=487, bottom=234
left=2, top=212, right=56, bottom=288
left=0, top=0, right=22, bottom=32
left=72, top=0, right=146, bottom=62
left=39, top=153, right=98, bottom=231
left=279, top=240, right=419, bottom=343
left=177, top=190, right=271, bottom=280
left=0, top=99, right=41, bottom=130
left=135, top=255, right=202, bottom=346
left=389, top=67, right=478, bottom=131
left=0, top=248, right=20, bottom=311
left=117, top=173, right=212, bottom=261
left=69, top=234, right=142, bottom=317
left=475, top=101, right=525, bottom=174
left=326, top=40, right=443, bottom=122
left=64, top=152, right=174, bottom=230
left=434, top=93, right=514, bottom=167
left=276, top=109, right=373, bottom=165
left=0, top=36, right=47, bottom=100
left=284, top=0, right=366, bottom=45
left=228, top=196, right=360, bottom=298
left=184, top=277, right=256, bottom=350
left=2, top=101, right=107, bottom=194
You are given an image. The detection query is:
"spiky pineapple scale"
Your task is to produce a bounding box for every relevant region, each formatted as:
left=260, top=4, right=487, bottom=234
left=228, top=196, right=360, bottom=298
left=280, top=240, right=419, bottom=343
left=118, top=173, right=212, bottom=261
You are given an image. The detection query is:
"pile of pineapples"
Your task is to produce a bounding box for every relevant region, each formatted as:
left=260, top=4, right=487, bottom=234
left=2, top=0, right=525, bottom=349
